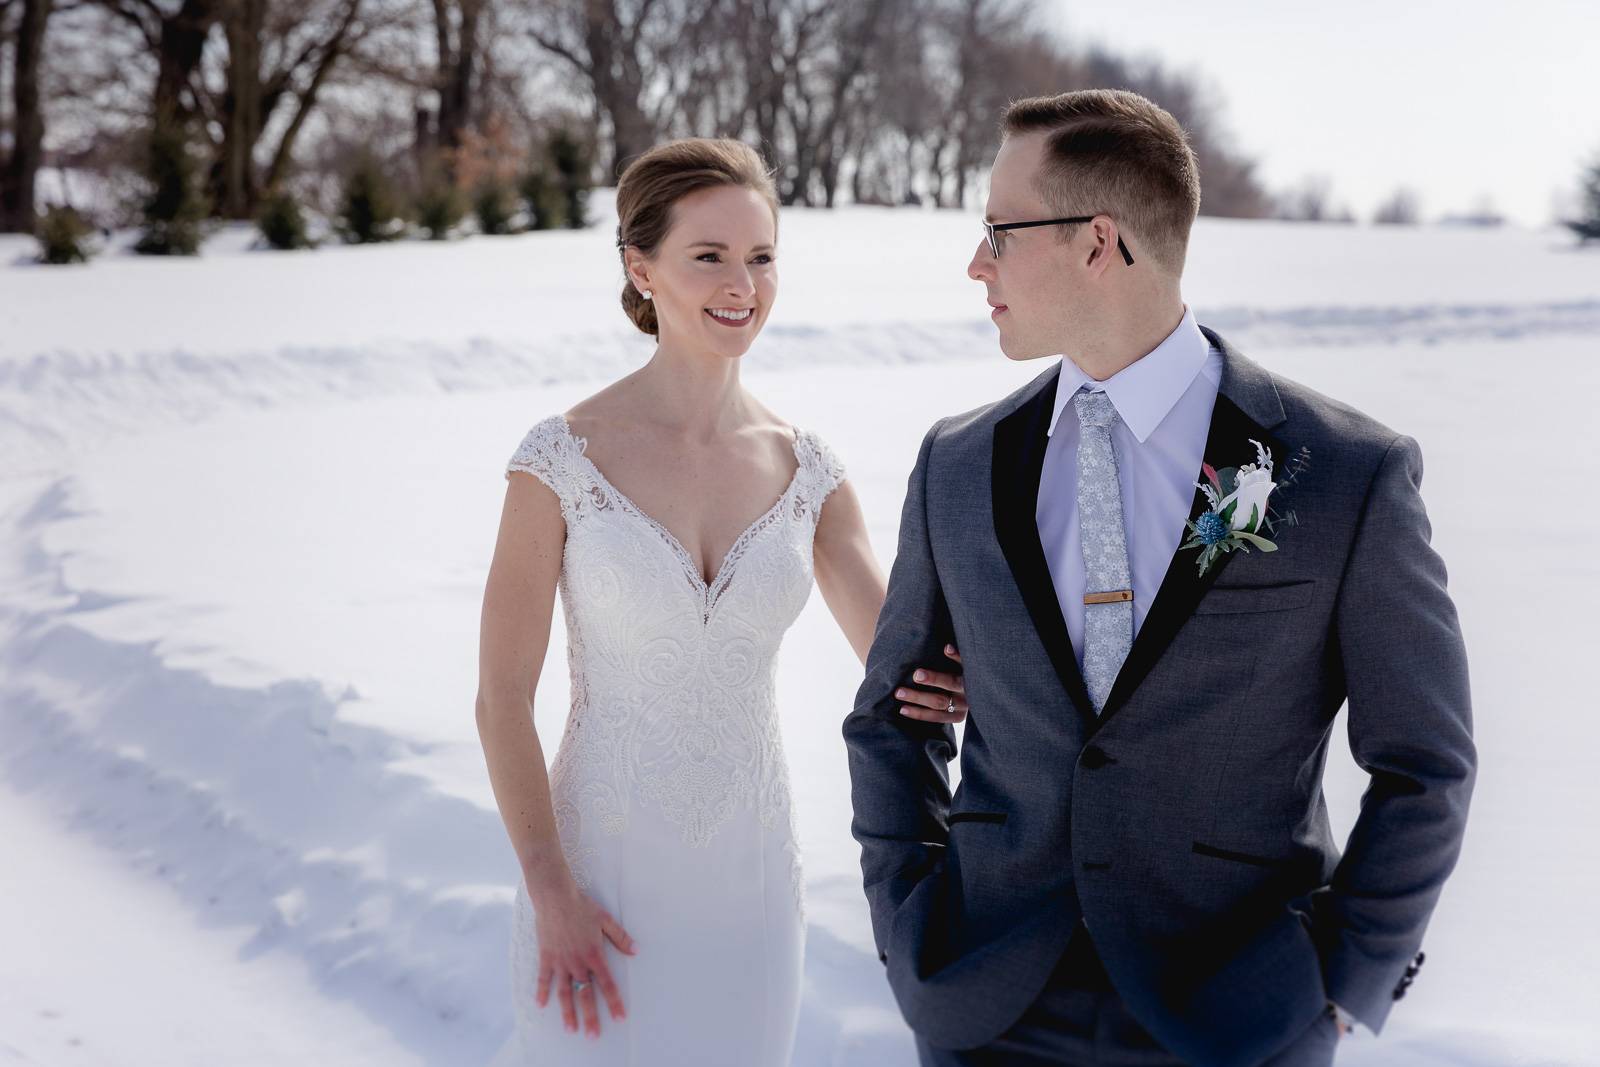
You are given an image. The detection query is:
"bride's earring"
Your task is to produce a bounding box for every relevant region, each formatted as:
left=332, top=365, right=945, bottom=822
left=642, top=289, right=652, bottom=301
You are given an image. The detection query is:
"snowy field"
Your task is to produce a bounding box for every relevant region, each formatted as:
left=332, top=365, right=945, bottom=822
left=2, top=194, right=1598, bottom=1066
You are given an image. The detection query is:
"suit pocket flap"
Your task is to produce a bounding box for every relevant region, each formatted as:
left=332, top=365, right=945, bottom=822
left=948, top=811, right=1008, bottom=825
left=1194, top=580, right=1316, bottom=615
left=1192, top=840, right=1292, bottom=867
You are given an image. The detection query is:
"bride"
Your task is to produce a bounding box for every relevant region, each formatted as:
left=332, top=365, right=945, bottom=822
left=476, top=137, right=967, bottom=1066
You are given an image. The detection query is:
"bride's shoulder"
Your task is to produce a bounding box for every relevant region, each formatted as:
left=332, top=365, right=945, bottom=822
left=558, top=394, right=613, bottom=444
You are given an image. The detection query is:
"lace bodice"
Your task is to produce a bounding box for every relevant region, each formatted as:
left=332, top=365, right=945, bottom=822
left=504, top=414, right=846, bottom=861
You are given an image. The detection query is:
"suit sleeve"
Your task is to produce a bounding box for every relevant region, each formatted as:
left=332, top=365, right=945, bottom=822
left=1319, top=433, right=1477, bottom=1033
left=843, top=418, right=959, bottom=961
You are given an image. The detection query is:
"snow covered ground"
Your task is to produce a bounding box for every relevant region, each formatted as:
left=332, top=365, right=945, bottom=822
left=2, top=196, right=1597, bottom=1065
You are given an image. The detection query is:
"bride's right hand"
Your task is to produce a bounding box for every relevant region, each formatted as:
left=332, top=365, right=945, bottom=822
left=529, top=874, right=637, bottom=1037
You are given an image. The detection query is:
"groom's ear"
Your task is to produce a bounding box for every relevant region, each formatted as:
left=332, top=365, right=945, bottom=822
left=1083, top=218, right=1120, bottom=273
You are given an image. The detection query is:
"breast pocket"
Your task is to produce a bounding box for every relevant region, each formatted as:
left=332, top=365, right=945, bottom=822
left=1193, top=579, right=1316, bottom=616
left=947, top=811, right=1008, bottom=826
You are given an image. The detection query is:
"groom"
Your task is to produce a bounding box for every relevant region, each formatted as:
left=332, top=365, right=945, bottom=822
left=845, top=89, right=1476, bottom=1067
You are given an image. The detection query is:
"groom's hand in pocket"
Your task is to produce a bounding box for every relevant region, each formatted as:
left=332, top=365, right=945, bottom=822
left=897, top=644, right=968, bottom=723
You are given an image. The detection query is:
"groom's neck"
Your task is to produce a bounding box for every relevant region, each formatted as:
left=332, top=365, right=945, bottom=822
left=1062, top=291, right=1187, bottom=382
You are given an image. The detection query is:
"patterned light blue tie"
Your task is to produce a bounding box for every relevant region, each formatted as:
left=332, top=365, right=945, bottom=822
left=1073, top=389, right=1134, bottom=715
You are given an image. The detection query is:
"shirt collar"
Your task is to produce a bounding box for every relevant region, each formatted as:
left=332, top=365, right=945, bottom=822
left=1046, top=303, right=1212, bottom=443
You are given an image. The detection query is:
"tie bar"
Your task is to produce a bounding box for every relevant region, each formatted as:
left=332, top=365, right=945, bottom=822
left=1084, top=589, right=1133, bottom=605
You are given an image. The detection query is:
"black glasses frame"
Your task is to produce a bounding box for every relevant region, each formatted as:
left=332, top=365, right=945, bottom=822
left=984, top=216, right=1134, bottom=265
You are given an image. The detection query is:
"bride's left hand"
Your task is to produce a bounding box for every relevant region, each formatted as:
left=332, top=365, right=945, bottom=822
left=896, top=644, right=967, bottom=723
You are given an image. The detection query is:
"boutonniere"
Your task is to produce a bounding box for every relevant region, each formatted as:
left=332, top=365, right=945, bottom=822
left=1181, top=438, right=1308, bottom=577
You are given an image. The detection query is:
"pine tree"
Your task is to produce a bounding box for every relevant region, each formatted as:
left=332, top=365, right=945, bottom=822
left=519, top=166, right=566, bottom=231
left=35, top=205, right=93, bottom=264
left=547, top=129, right=591, bottom=230
left=416, top=157, right=467, bottom=240
left=134, top=120, right=210, bottom=255
left=474, top=179, right=517, bottom=235
left=256, top=190, right=311, bottom=250
left=338, top=154, right=406, bottom=243
left=1570, top=150, right=1600, bottom=243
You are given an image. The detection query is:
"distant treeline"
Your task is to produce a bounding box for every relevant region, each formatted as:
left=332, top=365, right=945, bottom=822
left=6, top=0, right=1555, bottom=243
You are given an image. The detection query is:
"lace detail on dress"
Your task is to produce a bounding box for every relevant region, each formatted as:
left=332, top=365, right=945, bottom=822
left=558, top=415, right=821, bottom=626
left=793, top=427, right=847, bottom=512
left=506, top=415, right=577, bottom=507
left=500, top=415, right=846, bottom=915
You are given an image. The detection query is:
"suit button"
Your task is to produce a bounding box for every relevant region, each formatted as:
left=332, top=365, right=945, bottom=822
left=1081, top=745, right=1112, bottom=769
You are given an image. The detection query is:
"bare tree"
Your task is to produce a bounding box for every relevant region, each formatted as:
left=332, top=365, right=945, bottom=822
left=732, top=0, right=815, bottom=165
left=651, top=0, right=744, bottom=139
left=1374, top=186, right=1420, bottom=225
left=204, top=0, right=372, bottom=216
left=1275, top=174, right=1334, bottom=221
left=519, top=0, right=684, bottom=177
left=214, top=0, right=263, bottom=214
left=427, top=0, right=480, bottom=160
left=850, top=0, right=933, bottom=205
left=1565, top=147, right=1600, bottom=242
left=28, top=0, right=1276, bottom=225
left=778, top=0, right=889, bottom=206
left=939, top=0, right=1032, bottom=208
left=0, top=0, right=53, bottom=231
left=89, top=0, right=225, bottom=125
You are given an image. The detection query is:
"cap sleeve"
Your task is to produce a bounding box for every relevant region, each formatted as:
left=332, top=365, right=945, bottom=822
left=504, top=415, right=581, bottom=516
left=795, top=427, right=847, bottom=510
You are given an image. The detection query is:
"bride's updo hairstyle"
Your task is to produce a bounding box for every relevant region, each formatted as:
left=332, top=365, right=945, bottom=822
left=614, top=138, right=779, bottom=337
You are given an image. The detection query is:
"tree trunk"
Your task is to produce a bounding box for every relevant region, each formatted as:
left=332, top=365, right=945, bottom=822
left=214, top=0, right=264, bottom=217
left=435, top=0, right=481, bottom=157
left=582, top=0, right=651, bottom=174
left=926, top=134, right=950, bottom=208
left=207, top=0, right=362, bottom=211
left=744, top=0, right=782, bottom=162
left=262, top=1, right=362, bottom=194
left=819, top=142, right=839, bottom=208
left=154, top=0, right=224, bottom=126
left=0, top=0, right=50, bottom=232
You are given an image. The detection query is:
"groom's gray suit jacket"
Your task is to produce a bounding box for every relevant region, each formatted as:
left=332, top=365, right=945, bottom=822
left=845, top=326, right=1476, bottom=1067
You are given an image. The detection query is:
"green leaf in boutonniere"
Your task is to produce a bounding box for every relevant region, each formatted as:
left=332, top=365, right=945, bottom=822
left=1183, top=441, right=1287, bottom=577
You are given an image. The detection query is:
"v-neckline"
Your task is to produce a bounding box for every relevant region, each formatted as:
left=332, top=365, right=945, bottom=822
left=557, top=414, right=807, bottom=607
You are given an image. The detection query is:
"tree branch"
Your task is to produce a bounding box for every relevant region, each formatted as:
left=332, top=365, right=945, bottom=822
left=526, top=26, right=588, bottom=74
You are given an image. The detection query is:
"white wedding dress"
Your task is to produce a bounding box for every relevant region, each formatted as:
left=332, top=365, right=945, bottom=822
left=494, top=413, right=845, bottom=1066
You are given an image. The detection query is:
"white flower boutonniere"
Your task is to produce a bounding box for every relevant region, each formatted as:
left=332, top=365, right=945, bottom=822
left=1180, top=438, right=1283, bottom=577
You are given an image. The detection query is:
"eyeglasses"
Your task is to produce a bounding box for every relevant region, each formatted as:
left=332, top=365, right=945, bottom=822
left=983, top=215, right=1135, bottom=265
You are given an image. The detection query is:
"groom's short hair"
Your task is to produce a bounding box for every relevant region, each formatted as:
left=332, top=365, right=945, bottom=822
left=1002, top=89, right=1201, bottom=276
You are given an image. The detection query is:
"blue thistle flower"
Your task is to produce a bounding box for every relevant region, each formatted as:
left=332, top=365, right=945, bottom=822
left=1194, top=510, right=1229, bottom=546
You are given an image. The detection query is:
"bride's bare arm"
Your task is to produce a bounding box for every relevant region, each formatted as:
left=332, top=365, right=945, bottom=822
left=814, top=478, right=967, bottom=723
left=477, top=471, right=634, bottom=1037
left=478, top=472, right=567, bottom=892
left=812, top=477, right=886, bottom=664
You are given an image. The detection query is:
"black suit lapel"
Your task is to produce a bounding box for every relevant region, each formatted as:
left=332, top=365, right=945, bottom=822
left=992, top=364, right=1098, bottom=724
left=1091, top=327, right=1289, bottom=733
